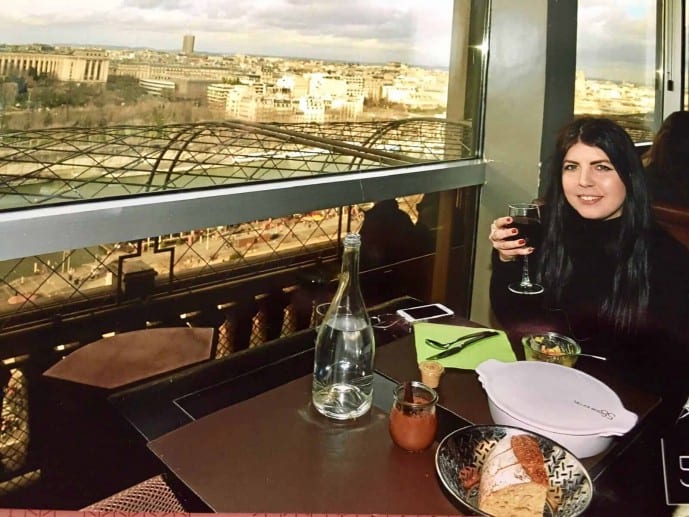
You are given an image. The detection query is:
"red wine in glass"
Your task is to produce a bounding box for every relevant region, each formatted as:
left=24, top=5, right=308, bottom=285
left=511, top=216, right=542, bottom=248
left=507, top=203, right=544, bottom=295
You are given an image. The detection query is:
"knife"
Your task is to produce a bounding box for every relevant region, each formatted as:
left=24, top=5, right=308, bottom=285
left=425, top=330, right=499, bottom=360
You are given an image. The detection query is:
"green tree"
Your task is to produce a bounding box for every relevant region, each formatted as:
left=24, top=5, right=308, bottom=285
left=107, top=75, right=146, bottom=105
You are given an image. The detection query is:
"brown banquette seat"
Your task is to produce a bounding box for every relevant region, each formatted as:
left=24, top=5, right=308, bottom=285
left=652, top=202, right=689, bottom=250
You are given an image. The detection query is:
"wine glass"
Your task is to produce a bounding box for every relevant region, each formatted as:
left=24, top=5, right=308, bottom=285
left=507, top=203, right=544, bottom=295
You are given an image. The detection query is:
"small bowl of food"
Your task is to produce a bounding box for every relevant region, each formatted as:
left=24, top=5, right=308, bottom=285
left=522, top=332, right=580, bottom=367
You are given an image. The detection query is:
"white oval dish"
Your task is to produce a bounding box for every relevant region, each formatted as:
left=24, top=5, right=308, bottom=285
left=475, top=359, right=638, bottom=458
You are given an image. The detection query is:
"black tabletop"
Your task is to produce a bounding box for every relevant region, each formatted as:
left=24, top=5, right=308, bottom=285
left=109, top=305, right=677, bottom=515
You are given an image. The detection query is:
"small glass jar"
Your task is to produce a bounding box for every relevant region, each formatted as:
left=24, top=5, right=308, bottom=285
left=418, top=360, right=444, bottom=388
left=389, top=381, right=438, bottom=452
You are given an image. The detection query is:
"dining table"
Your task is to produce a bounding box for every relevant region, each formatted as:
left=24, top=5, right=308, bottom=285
left=110, top=305, right=675, bottom=516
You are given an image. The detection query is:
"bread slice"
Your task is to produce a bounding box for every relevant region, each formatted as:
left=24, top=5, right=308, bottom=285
left=478, top=433, right=548, bottom=517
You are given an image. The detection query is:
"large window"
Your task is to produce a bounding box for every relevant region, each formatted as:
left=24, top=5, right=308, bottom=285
left=0, top=1, right=489, bottom=319
left=0, top=1, right=491, bottom=328
left=0, top=4, right=488, bottom=505
left=574, top=0, right=657, bottom=141
left=0, top=1, right=488, bottom=211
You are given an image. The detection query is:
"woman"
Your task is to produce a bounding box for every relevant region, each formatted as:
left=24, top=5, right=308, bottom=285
left=489, top=117, right=689, bottom=415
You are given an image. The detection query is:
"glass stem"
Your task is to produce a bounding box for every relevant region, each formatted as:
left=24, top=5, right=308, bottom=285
left=520, top=254, right=533, bottom=288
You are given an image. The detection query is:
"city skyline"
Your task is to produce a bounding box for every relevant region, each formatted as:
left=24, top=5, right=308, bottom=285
left=0, top=1, right=656, bottom=80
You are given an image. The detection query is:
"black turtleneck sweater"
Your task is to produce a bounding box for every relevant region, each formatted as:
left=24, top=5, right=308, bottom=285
left=490, top=214, right=689, bottom=412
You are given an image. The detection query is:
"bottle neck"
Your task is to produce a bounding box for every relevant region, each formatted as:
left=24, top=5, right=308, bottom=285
left=331, top=234, right=366, bottom=314
left=340, top=243, right=360, bottom=281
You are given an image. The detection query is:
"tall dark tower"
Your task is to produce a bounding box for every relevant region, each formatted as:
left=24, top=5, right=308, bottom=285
left=182, top=34, right=195, bottom=55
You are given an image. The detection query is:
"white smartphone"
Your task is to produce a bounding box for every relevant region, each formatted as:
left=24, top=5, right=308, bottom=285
left=396, top=303, right=454, bottom=323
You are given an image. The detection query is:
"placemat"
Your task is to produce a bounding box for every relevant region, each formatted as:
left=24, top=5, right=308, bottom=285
left=148, top=374, right=463, bottom=514
left=413, top=322, right=516, bottom=370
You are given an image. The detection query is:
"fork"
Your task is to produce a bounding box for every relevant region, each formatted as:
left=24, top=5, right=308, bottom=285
left=425, top=330, right=498, bottom=350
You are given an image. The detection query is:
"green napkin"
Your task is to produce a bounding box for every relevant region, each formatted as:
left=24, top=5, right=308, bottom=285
left=413, top=322, right=517, bottom=370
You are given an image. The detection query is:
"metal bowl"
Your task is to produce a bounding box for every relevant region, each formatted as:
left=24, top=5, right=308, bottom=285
left=522, top=332, right=581, bottom=367
left=435, top=425, right=593, bottom=516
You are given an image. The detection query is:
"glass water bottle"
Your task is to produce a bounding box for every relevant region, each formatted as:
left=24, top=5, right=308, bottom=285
left=312, top=233, right=375, bottom=420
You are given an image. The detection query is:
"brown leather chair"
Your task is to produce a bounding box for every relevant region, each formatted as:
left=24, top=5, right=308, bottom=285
left=652, top=202, right=689, bottom=250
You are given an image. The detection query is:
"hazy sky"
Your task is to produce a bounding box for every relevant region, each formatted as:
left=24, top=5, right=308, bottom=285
left=0, top=0, right=454, bottom=67
left=577, top=0, right=656, bottom=84
left=0, top=1, right=657, bottom=80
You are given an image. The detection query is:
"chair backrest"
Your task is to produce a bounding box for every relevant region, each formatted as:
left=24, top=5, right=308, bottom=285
left=652, top=202, right=689, bottom=250
left=42, top=327, right=216, bottom=389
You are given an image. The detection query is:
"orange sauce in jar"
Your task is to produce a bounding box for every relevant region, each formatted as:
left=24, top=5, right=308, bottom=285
left=389, top=395, right=438, bottom=452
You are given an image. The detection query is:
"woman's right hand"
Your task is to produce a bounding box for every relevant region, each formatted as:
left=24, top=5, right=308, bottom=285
left=489, top=216, right=533, bottom=262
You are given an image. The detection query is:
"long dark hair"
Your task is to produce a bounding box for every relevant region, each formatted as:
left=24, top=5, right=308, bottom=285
left=539, top=117, right=652, bottom=333
left=642, top=110, right=689, bottom=197
left=643, top=111, right=689, bottom=179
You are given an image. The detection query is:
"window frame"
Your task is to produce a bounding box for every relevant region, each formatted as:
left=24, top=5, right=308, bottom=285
left=0, top=159, right=486, bottom=261
left=658, top=0, right=685, bottom=121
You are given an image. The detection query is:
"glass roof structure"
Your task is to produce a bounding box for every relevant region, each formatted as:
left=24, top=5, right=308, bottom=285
left=0, top=118, right=472, bottom=210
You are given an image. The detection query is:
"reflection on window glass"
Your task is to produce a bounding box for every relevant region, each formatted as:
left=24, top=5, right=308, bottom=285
left=0, top=1, right=488, bottom=208
left=575, top=0, right=656, bottom=141
left=0, top=193, right=434, bottom=315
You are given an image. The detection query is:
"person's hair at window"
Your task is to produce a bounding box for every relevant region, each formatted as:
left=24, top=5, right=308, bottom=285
left=540, top=116, right=651, bottom=332
left=642, top=110, right=689, bottom=205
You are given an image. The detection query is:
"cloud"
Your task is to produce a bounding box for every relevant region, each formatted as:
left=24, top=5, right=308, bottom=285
left=0, top=0, right=654, bottom=73
left=253, top=1, right=414, bottom=39
left=0, top=0, right=452, bottom=66
left=577, top=1, right=655, bottom=83
left=122, top=0, right=192, bottom=8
